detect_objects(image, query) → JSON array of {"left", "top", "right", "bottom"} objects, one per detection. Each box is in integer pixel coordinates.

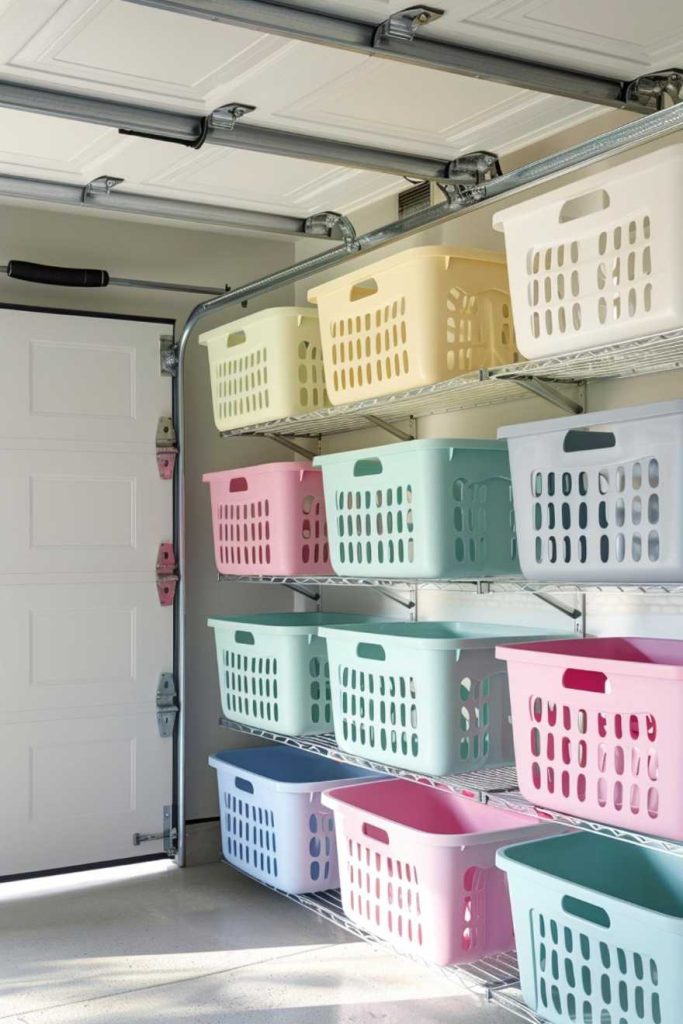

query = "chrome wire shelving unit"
[{"left": 219, "top": 327, "right": 683, "bottom": 439}]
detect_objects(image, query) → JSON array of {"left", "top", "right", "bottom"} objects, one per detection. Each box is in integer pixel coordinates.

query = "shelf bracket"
[
  {"left": 264, "top": 433, "right": 320, "bottom": 459},
  {"left": 373, "top": 5, "right": 444, "bottom": 45},
  {"left": 364, "top": 415, "right": 415, "bottom": 441},
  {"left": 374, "top": 586, "right": 416, "bottom": 612},
  {"left": 500, "top": 376, "right": 584, "bottom": 414},
  {"left": 622, "top": 69, "right": 683, "bottom": 111},
  {"left": 533, "top": 591, "right": 583, "bottom": 627},
  {"left": 284, "top": 581, "right": 321, "bottom": 602}
]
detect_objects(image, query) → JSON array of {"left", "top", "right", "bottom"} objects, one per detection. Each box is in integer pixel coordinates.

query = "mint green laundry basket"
[
  {"left": 498, "top": 832, "right": 683, "bottom": 1024},
  {"left": 209, "top": 613, "right": 380, "bottom": 736},
  {"left": 319, "top": 620, "right": 555, "bottom": 775},
  {"left": 314, "top": 439, "right": 518, "bottom": 578}
]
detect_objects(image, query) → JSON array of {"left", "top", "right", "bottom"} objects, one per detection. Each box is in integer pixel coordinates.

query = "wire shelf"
[
  {"left": 217, "top": 573, "right": 683, "bottom": 595},
  {"left": 219, "top": 717, "right": 519, "bottom": 796},
  {"left": 219, "top": 327, "right": 683, "bottom": 438}
]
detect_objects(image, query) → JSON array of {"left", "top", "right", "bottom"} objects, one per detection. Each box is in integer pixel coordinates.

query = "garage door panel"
[
  {"left": 0, "top": 583, "right": 172, "bottom": 713},
  {"left": 0, "top": 309, "right": 170, "bottom": 442},
  {"left": 0, "top": 450, "right": 170, "bottom": 575},
  {"left": 0, "top": 711, "right": 170, "bottom": 875}
]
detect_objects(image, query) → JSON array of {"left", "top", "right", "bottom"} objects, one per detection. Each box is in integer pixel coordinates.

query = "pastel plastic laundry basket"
[
  {"left": 209, "top": 613, "right": 380, "bottom": 736},
  {"left": 314, "top": 439, "right": 518, "bottom": 578},
  {"left": 492, "top": 145, "right": 683, "bottom": 358},
  {"left": 199, "top": 307, "right": 327, "bottom": 431},
  {"left": 497, "top": 636, "right": 683, "bottom": 840},
  {"left": 498, "top": 831, "right": 683, "bottom": 1024},
  {"left": 210, "top": 746, "right": 379, "bottom": 894},
  {"left": 307, "top": 246, "right": 517, "bottom": 404},
  {"left": 319, "top": 620, "right": 558, "bottom": 775},
  {"left": 500, "top": 399, "right": 683, "bottom": 582},
  {"left": 322, "top": 778, "right": 556, "bottom": 965},
  {"left": 203, "top": 461, "right": 331, "bottom": 575}
]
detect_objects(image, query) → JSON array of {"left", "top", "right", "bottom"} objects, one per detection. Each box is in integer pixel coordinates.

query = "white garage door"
[{"left": 0, "top": 306, "right": 175, "bottom": 877}]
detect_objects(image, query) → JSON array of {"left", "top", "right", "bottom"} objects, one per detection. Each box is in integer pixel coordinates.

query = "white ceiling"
[{"left": 0, "top": 0, "right": 680, "bottom": 220}]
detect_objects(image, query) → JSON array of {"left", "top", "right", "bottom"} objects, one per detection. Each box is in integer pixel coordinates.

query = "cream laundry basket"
[
  {"left": 199, "top": 306, "right": 327, "bottom": 431},
  {"left": 307, "top": 246, "right": 516, "bottom": 404}
]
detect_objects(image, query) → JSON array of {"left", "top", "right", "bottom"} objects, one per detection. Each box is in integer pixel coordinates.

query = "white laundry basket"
[
  {"left": 199, "top": 307, "right": 327, "bottom": 431},
  {"left": 493, "top": 145, "right": 683, "bottom": 357},
  {"left": 499, "top": 399, "right": 683, "bottom": 582}
]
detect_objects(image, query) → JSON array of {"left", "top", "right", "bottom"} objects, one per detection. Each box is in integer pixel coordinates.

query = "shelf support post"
[
  {"left": 364, "top": 415, "right": 416, "bottom": 441},
  {"left": 263, "top": 432, "right": 321, "bottom": 458},
  {"left": 496, "top": 376, "right": 584, "bottom": 414}
]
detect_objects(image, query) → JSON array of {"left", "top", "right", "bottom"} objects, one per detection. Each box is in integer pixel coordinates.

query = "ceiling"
[{"left": 0, "top": 0, "right": 681, "bottom": 222}]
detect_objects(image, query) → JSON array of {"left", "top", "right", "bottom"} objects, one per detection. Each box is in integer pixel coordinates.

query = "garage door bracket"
[
  {"left": 438, "top": 151, "right": 502, "bottom": 203},
  {"left": 623, "top": 70, "right": 683, "bottom": 111},
  {"left": 82, "top": 175, "right": 124, "bottom": 203},
  {"left": 157, "top": 673, "right": 179, "bottom": 737},
  {"left": 374, "top": 5, "right": 444, "bottom": 45},
  {"left": 156, "top": 416, "right": 178, "bottom": 479},
  {"left": 303, "top": 211, "right": 359, "bottom": 249},
  {"left": 160, "top": 334, "right": 178, "bottom": 376},
  {"left": 133, "top": 805, "right": 178, "bottom": 854},
  {"left": 156, "top": 543, "right": 178, "bottom": 605}
]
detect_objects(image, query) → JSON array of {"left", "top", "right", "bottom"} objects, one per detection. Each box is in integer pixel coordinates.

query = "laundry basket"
[
  {"left": 209, "top": 613, "right": 380, "bottom": 736},
  {"left": 497, "top": 636, "right": 683, "bottom": 839},
  {"left": 319, "top": 620, "right": 557, "bottom": 774},
  {"left": 322, "top": 778, "right": 556, "bottom": 964},
  {"left": 499, "top": 399, "right": 683, "bottom": 582},
  {"left": 199, "top": 307, "right": 327, "bottom": 431},
  {"left": 210, "top": 746, "right": 379, "bottom": 894},
  {"left": 203, "top": 461, "right": 331, "bottom": 575},
  {"left": 307, "top": 246, "right": 516, "bottom": 404},
  {"left": 492, "top": 145, "right": 683, "bottom": 358},
  {"left": 498, "top": 831, "right": 683, "bottom": 1024},
  {"left": 314, "top": 439, "right": 518, "bottom": 578}
]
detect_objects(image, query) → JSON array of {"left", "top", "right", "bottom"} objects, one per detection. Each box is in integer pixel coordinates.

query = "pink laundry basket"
[
  {"left": 322, "top": 778, "right": 556, "bottom": 965},
  {"left": 203, "top": 462, "right": 332, "bottom": 576},
  {"left": 497, "top": 636, "right": 683, "bottom": 840}
]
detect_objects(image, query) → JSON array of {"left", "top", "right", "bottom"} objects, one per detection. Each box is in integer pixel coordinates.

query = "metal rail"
[
  {"left": 125, "top": 0, "right": 681, "bottom": 113},
  {"left": 174, "top": 102, "right": 683, "bottom": 865},
  {"left": 0, "top": 79, "right": 471, "bottom": 184}
]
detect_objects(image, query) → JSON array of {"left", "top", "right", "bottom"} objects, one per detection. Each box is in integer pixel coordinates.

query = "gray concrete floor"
[{"left": 0, "top": 861, "right": 517, "bottom": 1024}]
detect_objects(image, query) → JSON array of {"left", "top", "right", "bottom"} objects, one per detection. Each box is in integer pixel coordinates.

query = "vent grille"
[{"left": 398, "top": 180, "right": 433, "bottom": 219}]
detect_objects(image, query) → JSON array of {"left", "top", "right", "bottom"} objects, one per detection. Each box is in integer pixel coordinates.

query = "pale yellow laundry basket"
[
  {"left": 307, "top": 246, "right": 516, "bottom": 404},
  {"left": 199, "top": 307, "right": 327, "bottom": 431}
]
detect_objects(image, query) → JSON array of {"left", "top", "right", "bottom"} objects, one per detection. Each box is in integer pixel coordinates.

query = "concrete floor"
[{"left": 0, "top": 861, "right": 518, "bottom": 1024}]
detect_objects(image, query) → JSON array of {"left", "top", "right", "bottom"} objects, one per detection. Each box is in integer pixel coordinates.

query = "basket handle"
[
  {"left": 353, "top": 457, "right": 383, "bottom": 477},
  {"left": 228, "top": 476, "right": 248, "bottom": 493},
  {"left": 356, "top": 642, "right": 386, "bottom": 661},
  {"left": 226, "top": 329, "right": 247, "bottom": 348},
  {"left": 362, "top": 822, "right": 389, "bottom": 844},
  {"left": 561, "top": 894, "right": 611, "bottom": 929},
  {"left": 234, "top": 630, "right": 255, "bottom": 646},
  {"left": 558, "top": 187, "right": 610, "bottom": 224},
  {"left": 562, "top": 428, "right": 616, "bottom": 453},
  {"left": 349, "top": 277, "right": 379, "bottom": 302},
  {"left": 562, "top": 668, "right": 609, "bottom": 694},
  {"left": 235, "top": 776, "right": 254, "bottom": 794}
]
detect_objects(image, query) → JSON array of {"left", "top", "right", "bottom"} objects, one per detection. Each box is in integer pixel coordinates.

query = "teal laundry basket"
[
  {"left": 209, "top": 613, "right": 380, "bottom": 736},
  {"left": 319, "top": 620, "right": 555, "bottom": 775},
  {"left": 314, "top": 439, "right": 518, "bottom": 578},
  {"left": 498, "top": 832, "right": 683, "bottom": 1024}
]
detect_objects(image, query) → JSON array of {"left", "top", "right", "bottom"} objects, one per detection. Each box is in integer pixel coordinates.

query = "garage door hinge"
[
  {"left": 156, "top": 542, "right": 178, "bottom": 606},
  {"left": 133, "top": 805, "right": 177, "bottom": 855},
  {"left": 156, "top": 672, "right": 179, "bottom": 738},
  {"left": 156, "top": 416, "right": 177, "bottom": 479},
  {"left": 160, "top": 334, "right": 178, "bottom": 376},
  {"left": 373, "top": 5, "right": 443, "bottom": 45}
]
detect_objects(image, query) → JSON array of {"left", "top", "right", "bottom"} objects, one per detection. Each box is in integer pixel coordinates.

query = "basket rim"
[
  {"left": 307, "top": 244, "right": 506, "bottom": 302},
  {"left": 199, "top": 305, "right": 318, "bottom": 346},
  {"left": 498, "top": 397, "right": 683, "bottom": 440},
  {"left": 202, "top": 460, "right": 316, "bottom": 483},
  {"left": 313, "top": 437, "right": 507, "bottom": 467}
]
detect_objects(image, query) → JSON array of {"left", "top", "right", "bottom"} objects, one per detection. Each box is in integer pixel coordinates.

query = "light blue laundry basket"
[
  {"left": 319, "top": 620, "right": 559, "bottom": 776},
  {"left": 209, "top": 613, "right": 380, "bottom": 736},
  {"left": 210, "top": 746, "right": 380, "bottom": 894},
  {"left": 498, "top": 832, "right": 683, "bottom": 1024},
  {"left": 314, "top": 439, "right": 518, "bottom": 578}
]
